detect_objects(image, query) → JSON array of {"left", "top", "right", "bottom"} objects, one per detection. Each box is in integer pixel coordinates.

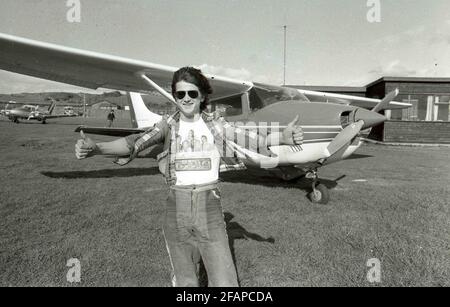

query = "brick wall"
[{"left": 383, "top": 120, "right": 450, "bottom": 144}]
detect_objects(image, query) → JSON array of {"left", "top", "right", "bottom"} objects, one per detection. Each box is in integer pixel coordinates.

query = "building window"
[
  {"left": 425, "top": 95, "right": 450, "bottom": 122},
  {"left": 437, "top": 96, "right": 450, "bottom": 122},
  {"left": 401, "top": 95, "right": 419, "bottom": 121}
]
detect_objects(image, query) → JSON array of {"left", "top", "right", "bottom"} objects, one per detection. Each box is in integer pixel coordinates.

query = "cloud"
[
  {"left": 404, "top": 25, "right": 426, "bottom": 37},
  {"left": 343, "top": 60, "right": 422, "bottom": 86},
  {"left": 428, "top": 23, "right": 450, "bottom": 45},
  {"left": 367, "top": 59, "right": 450, "bottom": 80},
  {"left": 373, "top": 25, "right": 426, "bottom": 48},
  {"left": 364, "top": 21, "right": 450, "bottom": 81},
  {"left": 369, "top": 60, "right": 419, "bottom": 77},
  {"left": 371, "top": 22, "right": 450, "bottom": 51}
]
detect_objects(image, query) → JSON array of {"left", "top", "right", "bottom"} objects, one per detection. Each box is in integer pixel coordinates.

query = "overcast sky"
[{"left": 0, "top": 0, "right": 449, "bottom": 93}]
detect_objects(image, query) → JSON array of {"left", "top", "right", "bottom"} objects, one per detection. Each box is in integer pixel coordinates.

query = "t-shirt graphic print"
[{"left": 174, "top": 118, "right": 221, "bottom": 186}]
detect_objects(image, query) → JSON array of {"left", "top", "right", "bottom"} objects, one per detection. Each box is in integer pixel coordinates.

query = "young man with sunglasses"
[{"left": 75, "top": 66, "right": 303, "bottom": 287}]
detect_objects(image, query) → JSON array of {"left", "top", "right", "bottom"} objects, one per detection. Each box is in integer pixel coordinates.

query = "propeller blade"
[
  {"left": 325, "top": 120, "right": 364, "bottom": 157},
  {"left": 372, "top": 88, "right": 399, "bottom": 113}
]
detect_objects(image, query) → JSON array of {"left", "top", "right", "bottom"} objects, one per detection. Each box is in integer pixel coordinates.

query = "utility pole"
[
  {"left": 83, "top": 93, "right": 86, "bottom": 118},
  {"left": 283, "top": 25, "right": 287, "bottom": 86}
]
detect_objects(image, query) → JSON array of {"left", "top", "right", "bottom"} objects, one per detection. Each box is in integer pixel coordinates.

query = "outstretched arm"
[
  {"left": 75, "top": 119, "right": 168, "bottom": 161},
  {"left": 75, "top": 131, "right": 132, "bottom": 159},
  {"left": 220, "top": 115, "right": 303, "bottom": 152}
]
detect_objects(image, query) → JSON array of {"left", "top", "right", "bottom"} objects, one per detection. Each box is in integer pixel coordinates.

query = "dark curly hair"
[{"left": 171, "top": 66, "right": 213, "bottom": 111}]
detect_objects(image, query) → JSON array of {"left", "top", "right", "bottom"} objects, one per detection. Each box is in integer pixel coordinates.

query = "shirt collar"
[{"left": 169, "top": 110, "right": 216, "bottom": 124}]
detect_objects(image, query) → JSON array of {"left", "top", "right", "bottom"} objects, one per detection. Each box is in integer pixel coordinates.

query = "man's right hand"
[{"left": 75, "top": 130, "right": 98, "bottom": 159}]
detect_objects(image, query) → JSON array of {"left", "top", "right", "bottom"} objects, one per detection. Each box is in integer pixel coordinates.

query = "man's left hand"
[{"left": 282, "top": 115, "right": 303, "bottom": 145}]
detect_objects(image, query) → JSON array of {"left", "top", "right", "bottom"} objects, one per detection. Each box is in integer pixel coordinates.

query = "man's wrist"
[{"left": 89, "top": 142, "right": 101, "bottom": 156}]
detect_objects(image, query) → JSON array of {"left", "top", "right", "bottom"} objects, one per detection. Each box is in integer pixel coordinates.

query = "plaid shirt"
[{"left": 115, "top": 111, "right": 273, "bottom": 186}]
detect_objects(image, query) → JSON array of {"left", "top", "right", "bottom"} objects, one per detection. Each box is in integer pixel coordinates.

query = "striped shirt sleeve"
[{"left": 122, "top": 119, "right": 168, "bottom": 159}]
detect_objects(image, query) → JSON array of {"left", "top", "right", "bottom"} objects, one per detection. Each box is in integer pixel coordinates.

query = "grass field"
[{"left": 0, "top": 116, "right": 449, "bottom": 287}]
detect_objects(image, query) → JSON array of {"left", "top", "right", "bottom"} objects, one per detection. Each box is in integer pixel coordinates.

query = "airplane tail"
[
  {"left": 127, "top": 92, "right": 163, "bottom": 128},
  {"left": 47, "top": 99, "right": 57, "bottom": 114},
  {"left": 0, "top": 104, "right": 8, "bottom": 115}
]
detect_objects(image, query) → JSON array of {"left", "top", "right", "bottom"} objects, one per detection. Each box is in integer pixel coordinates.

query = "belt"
[{"left": 170, "top": 181, "right": 218, "bottom": 192}]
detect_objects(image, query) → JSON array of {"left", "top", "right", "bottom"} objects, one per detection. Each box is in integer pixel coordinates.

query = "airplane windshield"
[
  {"left": 210, "top": 85, "right": 310, "bottom": 117},
  {"left": 249, "top": 85, "right": 310, "bottom": 111}
]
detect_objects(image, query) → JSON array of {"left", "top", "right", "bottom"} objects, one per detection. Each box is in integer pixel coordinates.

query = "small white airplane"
[
  {"left": 0, "top": 32, "right": 411, "bottom": 204},
  {"left": 1, "top": 98, "right": 77, "bottom": 123}
]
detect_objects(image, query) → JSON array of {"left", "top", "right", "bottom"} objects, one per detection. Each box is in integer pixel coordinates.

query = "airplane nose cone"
[{"left": 354, "top": 108, "right": 386, "bottom": 129}]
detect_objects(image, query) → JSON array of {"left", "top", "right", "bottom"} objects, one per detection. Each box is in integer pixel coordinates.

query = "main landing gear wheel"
[{"left": 306, "top": 169, "right": 330, "bottom": 205}]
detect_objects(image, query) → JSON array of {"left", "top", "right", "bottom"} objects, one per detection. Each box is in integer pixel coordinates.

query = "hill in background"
[{"left": 0, "top": 91, "right": 175, "bottom": 114}]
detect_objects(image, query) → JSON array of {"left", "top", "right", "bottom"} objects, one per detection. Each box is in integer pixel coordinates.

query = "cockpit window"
[
  {"left": 249, "top": 85, "right": 309, "bottom": 111},
  {"left": 210, "top": 94, "right": 243, "bottom": 117}
]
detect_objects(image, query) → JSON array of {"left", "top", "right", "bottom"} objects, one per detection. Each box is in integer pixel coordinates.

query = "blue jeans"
[{"left": 162, "top": 183, "right": 238, "bottom": 287}]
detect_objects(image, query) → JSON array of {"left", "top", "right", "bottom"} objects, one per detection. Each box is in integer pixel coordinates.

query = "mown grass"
[{"left": 0, "top": 117, "right": 449, "bottom": 286}]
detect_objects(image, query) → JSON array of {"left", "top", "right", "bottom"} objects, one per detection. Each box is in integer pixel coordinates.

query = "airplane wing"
[
  {"left": 296, "top": 89, "right": 411, "bottom": 110},
  {"left": 0, "top": 32, "right": 411, "bottom": 116},
  {"left": 74, "top": 126, "right": 146, "bottom": 137},
  {"left": 0, "top": 33, "right": 252, "bottom": 101}
]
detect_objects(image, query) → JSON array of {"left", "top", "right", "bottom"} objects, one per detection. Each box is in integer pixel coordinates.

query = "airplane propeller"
[
  {"left": 324, "top": 120, "right": 365, "bottom": 157},
  {"left": 372, "top": 88, "right": 399, "bottom": 113},
  {"left": 323, "top": 89, "right": 397, "bottom": 158}
]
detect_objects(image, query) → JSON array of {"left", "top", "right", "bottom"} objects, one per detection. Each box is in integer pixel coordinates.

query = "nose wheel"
[{"left": 306, "top": 169, "right": 330, "bottom": 205}]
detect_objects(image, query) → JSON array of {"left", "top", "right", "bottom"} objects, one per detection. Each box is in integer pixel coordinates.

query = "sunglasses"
[{"left": 175, "top": 90, "right": 200, "bottom": 100}]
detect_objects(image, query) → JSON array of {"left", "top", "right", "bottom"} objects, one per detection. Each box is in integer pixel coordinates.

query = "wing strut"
[{"left": 138, "top": 73, "right": 177, "bottom": 106}]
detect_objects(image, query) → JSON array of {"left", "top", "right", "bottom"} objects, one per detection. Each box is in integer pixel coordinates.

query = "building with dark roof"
[{"left": 366, "top": 77, "right": 450, "bottom": 122}]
